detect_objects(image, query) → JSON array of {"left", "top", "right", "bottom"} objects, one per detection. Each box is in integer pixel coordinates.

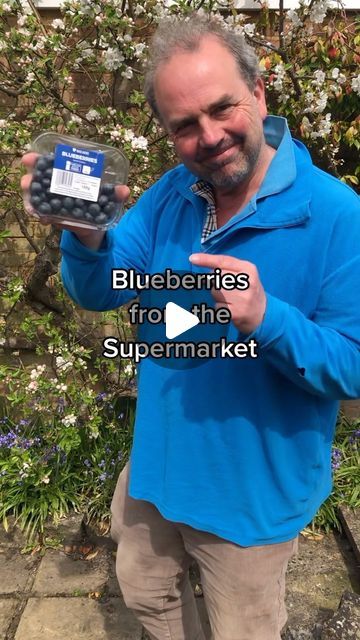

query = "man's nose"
[{"left": 198, "top": 116, "right": 224, "bottom": 148}]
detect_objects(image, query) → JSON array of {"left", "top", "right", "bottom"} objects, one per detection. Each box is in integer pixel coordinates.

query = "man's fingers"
[
  {"left": 115, "top": 184, "right": 130, "bottom": 203},
  {"left": 21, "top": 174, "right": 33, "bottom": 191},
  {"left": 21, "top": 152, "right": 39, "bottom": 169},
  {"left": 189, "top": 252, "right": 250, "bottom": 272}
]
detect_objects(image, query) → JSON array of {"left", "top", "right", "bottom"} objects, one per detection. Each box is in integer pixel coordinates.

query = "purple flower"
[
  {"left": 0, "top": 432, "right": 17, "bottom": 448},
  {"left": 99, "top": 473, "right": 107, "bottom": 482},
  {"left": 84, "top": 459, "right": 91, "bottom": 468},
  {"left": 331, "top": 447, "right": 342, "bottom": 470}
]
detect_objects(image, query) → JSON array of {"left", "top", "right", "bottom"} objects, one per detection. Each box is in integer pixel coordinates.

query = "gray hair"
[{"left": 143, "top": 13, "right": 261, "bottom": 126}]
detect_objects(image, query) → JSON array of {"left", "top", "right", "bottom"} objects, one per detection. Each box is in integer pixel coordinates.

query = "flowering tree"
[{"left": 0, "top": 0, "right": 359, "bottom": 541}]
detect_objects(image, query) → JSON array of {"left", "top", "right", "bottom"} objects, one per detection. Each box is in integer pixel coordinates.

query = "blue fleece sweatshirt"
[{"left": 60, "top": 116, "right": 360, "bottom": 545}]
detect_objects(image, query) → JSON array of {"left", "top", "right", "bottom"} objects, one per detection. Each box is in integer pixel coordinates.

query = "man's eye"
[
  {"left": 177, "top": 122, "right": 193, "bottom": 133},
  {"left": 216, "top": 104, "right": 232, "bottom": 114}
]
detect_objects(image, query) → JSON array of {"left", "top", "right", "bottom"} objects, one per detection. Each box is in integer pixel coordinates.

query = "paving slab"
[
  {"left": 0, "top": 519, "right": 27, "bottom": 549},
  {"left": 285, "top": 531, "right": 360, "bottom": 636},
  {"left": 0, "top": 599, "right": 18, "bottom": 638},
  {"left": 32, "top": 548, "right": 109, "bottom": 595},
  {"left": 0, "top": 547, "right": 39, "bottom": 594},
  {"left": 107, "top": 551, "right": 122, "bottom": 596},
  {"left": 14, "top": 596, "right": 142, "bottom": 640},
  {"left": 339, "top": 506, "right": 360, "bottom": 565}
]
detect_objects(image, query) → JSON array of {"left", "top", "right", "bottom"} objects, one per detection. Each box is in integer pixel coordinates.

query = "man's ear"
[{"left": 253, "top": 76, "right": 268, "bottom": 120}]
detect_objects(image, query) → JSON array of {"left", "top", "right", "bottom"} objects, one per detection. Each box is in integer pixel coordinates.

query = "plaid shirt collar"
[{"left": 190, "top": 180, "right": 217, "bottom": 244}]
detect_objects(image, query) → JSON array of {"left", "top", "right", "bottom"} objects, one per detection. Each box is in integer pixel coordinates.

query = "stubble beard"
[{"left": 198, "top": 136, "right": 263, "bottom": 191}]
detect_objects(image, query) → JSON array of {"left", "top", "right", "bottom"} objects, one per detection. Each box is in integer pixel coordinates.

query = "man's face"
[{"left": 153, "top": 35, "right": 268, "bottom": 193}]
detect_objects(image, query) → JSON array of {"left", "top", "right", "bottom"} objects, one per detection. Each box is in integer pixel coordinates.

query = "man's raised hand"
[{"left": 189, "top": 253, "right": 266, "bottom": 335}]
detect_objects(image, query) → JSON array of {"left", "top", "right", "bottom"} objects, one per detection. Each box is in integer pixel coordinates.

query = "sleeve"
[
  {"left": 247, "top": 201, "right": 360, "bottom": 400},
  {"left": 60, "top": 186, "right": 154, "bottom": 311}
]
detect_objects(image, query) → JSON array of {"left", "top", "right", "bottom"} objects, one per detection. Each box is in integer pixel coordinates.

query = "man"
[{"left": 22, "top": 14, "right": 360, "bottom": 640}]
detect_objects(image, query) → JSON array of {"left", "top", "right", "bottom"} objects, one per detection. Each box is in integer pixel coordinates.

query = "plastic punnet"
[{"left": 28, "top": 132, "right": 129, "bottom": 230}]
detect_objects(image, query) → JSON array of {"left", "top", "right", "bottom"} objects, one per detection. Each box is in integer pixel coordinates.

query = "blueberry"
[
  {"left": 50, "top": 198, "right": 62, "bottom": 211},
  {"left": 100, "top": 183, "right": 115, "bottom": 198},
  {"left": 42, "top": 177, "right": 51, "bottom": 188},
  {"left": 104, "top": 202, "right": 116, "bottom": 216},
  {"left": 85, "top": 212, "right": 93, "bottom": 222},
  {"left": 63, "top": 197, "right": 74, "bottom": 210},
  {"left": 88, "top": 203, "right": 101, "bottom": 216},
  {"left": 38, "top": 202, "right": 52, "bottom": 216},
  {"left": 30, "top": 181, "right": 42, "bottom": 194},
  {"left": 44, "top": 153, "right": 55, "bottom": 165},
  {"left": 74, "top": 198, "right": 85, "bottom": 208},
  {"left": 33, "top": 170, "right": 43, "bottom": 181},
  {"left": 72, "top": 207, "right": 84, "bottom": 218},
  {"left": 59, "top": 208, "right": 69, "bottom": 216},
  {"left": 95, "top": 213, "right": 107, "bottom": 225},
  {"left": 30, "top": 195, "right": 42, "bottom": 208},
  {"left": 35, "top": 157, "right": 48, "bottom": 172},
  {"left": 98, "top": 195, "right": 108, "bottom": 208},
  {"left": 44, "top": 167, "right": 53, "bottom": 179}
]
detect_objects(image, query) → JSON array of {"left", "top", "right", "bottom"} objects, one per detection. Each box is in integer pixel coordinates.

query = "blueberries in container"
[
  {"left": 29, "top": 153, "right": 123, "bottom": 228},
  {"left": 28, "top": 133, "right": 129, "bottom": 229}
]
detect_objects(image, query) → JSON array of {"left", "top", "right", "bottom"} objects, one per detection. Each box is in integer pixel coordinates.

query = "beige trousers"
[{"left": 110, "top": 462, "right": 298, "bottom": 640}]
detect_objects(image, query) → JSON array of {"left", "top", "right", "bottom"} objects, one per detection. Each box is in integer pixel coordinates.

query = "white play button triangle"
[{"left": 165, "top": 302, "right": 200, "bottom": 339}]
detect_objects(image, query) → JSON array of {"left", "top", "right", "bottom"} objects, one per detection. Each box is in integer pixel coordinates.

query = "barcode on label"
[{"left": 54, "top": 170, "right": 74, "bottom": 187}]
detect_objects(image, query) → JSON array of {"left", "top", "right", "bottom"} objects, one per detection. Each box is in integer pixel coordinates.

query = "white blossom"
[
  {"left": 121, "top": 67, "right": 133, "bottom": 80},
  {"left": 17, "top": 15, "right": 27, "bottom": 27},
  {"left": 103, "top": 47, "right": 124, "bottom": 71},
  {"left": 86, "top": 109, "right": 100, "bottom": 121},
  {"left": 62, "top": 414, "right": 77, "bottom": 427},
  {"left": 110, "top": 129, "right": 121, "bottom": 140},
  {"left": 0, "top": 119, "right": 7, "bottom": 128},
  {"left": 30, "top": 364, "right": 46, "bottom": 380},
  {"left": 309, "top": 0, "right": 330, "bottom": 24},
  {"left": 312, "top": 69, "right": 326, "bottom": 87},
  {"left": 314, "top": 90, "right": 328, "bottom": 113},
  {"left": 26, "top": 72, "right": 35, "bottom": 83},
  {"left": 77, "top": 357, "right": 87, "bottom": 369},
  {"left": 52, "top": 18, "right": 65, "bottom": 30},
  {"left": 28, "top": 380, "right": 39, "bottom": 392},
  {"left": 56, "top": 383, "right": 67, "bottom": 392},
  {"left": 56, "top": 355, "right": 73, "bottom": 372},
  {"left": 42, "top": 476, "right": 50, "bottom": 484},
  {"left": 287, "top": 9, "right": 301, "bottom": 27},
  {"left": 311, "top": 113, "right": 332, "bottom": 138},
  {"left": 243, "top": 23, "right": 255, "bottom": 37},
  {"left": 273, "top": 63, "right": 286, "bottom": 91},
  {"left": 351, "top": 74, "right": 360, "bottom": 96},
  {"left": 131, "top": 136, "right": 148, "bottom": 151},
  {"left": 134, "top": 42, "right": 146, "bottom": 58},
  {"left": 123, "top": 128, "right": 135, "bottom": 142}
]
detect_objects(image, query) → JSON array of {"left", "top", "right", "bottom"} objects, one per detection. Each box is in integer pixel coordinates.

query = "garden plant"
[{"left": 0, "top": 0, "right": 359, "bottom": 544}]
